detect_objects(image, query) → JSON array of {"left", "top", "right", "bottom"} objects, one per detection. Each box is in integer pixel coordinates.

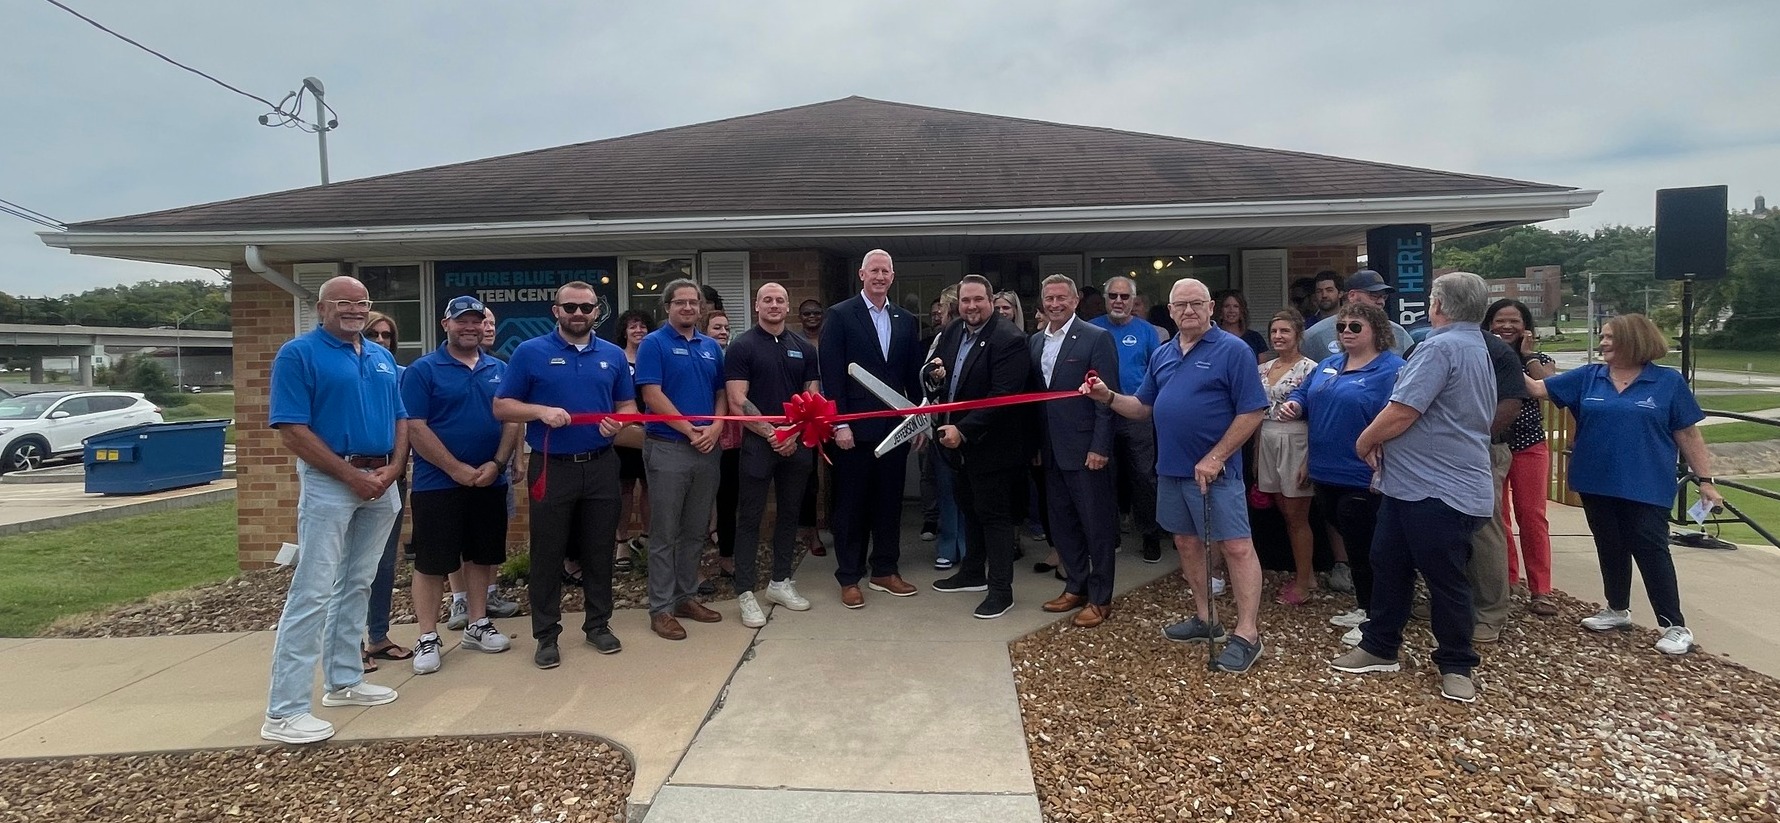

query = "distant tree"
[
  {"left": 1, "top": 279, "right": 228, "bottom": 330},
  {"left": 110, "top": 354, "right": 179, "bottom": 405}
]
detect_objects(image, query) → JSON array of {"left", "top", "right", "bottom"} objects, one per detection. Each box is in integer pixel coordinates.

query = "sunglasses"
[
  {"left": 800, "top": 310, "right": 823, "bottom": 317},
  {"left": 365, "top": 330, "right": 394, "bottom": 340},
  {"left": 1105, "top": 293, "right": 1133, "bottom": 300},
  {"left": 556, "top": 303, "right": 599, "bottom": 315},
  {"left": 1337, "top": 321, "right": 1368, "bottom": 334}
]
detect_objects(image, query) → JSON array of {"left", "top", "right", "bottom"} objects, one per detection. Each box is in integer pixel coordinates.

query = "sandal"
[
  {"left": 1275, "top": 582, "right": 1309, "bottom": 607},
  {"left": 561, "top": 568, "right": 586, "bottom": 588},
  {"left": 361, "top": 648, "right": 379, "bottom": 674},
  {"left": 366, "top": 642, "right": 414, "bottom": 661}
]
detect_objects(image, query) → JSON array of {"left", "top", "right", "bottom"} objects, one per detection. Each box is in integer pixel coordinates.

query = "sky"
[{"left": 1, "top": 0, "right": 1775, "bottom": 296}]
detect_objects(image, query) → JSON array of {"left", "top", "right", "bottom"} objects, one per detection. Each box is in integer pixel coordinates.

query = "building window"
[
  {"left": 625, "top": 257, "right": 695, "bottom": 321},
  {"left": 357, "top": 264, "right": 423, "bottom": 365},
  {"left": 1089, "top": 255, "right": 1231, "bottom": 322}
]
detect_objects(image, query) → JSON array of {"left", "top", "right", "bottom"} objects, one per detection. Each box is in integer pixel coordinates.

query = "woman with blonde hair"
[{"left": 1526, "top": 313, "right": 1721, "bottom": 655}]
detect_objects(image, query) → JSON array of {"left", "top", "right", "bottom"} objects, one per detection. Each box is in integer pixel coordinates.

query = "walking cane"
[{"left": 1203, "top": 468, "right": 1219, "bottom": 673}]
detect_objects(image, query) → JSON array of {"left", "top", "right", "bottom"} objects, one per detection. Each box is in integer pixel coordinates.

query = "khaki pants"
[{"left": 1468, "top": 443, "right": 1515, "bottom": 629}]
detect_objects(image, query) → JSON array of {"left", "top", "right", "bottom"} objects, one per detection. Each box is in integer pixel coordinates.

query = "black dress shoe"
[
  {"left": 585, "top": 627, "right": 622, "bottom": 655},
  {"left": 973, "top": 594, "right": 1015, "bottom": 619},
  {"left": 534, "top": 640, "right": 561, "bottom": 669}
]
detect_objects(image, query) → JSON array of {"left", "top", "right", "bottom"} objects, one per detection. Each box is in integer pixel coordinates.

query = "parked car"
[{"left": 0, "top": 391, "right": 163, "bottom": 473}]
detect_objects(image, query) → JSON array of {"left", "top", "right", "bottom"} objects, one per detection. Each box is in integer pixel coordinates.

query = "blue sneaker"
[
  {"left": 1215, "top": 635, "right": 1264, "bottom": 673},
  {"left": 1162, "top": 615, "right": 1227, "bottom": 644}
]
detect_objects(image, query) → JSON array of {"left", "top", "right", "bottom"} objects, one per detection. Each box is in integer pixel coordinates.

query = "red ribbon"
[{"left": 529, "top": 377, "right": 1095, "bottom": 501}]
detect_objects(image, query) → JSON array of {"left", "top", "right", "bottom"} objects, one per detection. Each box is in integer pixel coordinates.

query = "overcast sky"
[{"left": 1, "top": 0, "right": 1774, "bottom": 296}]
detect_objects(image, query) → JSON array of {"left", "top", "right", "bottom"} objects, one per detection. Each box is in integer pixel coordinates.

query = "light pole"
[
  {"left": 174, "top": 308, "right": 210, "bottom": 390},
  {"left": 303, "top": 77, "right": 332, "bottom": 185}
]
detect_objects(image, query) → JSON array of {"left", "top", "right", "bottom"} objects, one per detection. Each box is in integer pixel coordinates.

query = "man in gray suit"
[{"left": 1030, "top": 275, "right": 1121, "bottom": 628}]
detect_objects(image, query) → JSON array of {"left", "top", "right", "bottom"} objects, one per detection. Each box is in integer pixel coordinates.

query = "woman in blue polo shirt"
[
  {"left": 1527, "top": 313, "right": 1723, "bottom": 656},
  {"left": 1278, "top": 303, "right": 1405, "bottom": 645}
]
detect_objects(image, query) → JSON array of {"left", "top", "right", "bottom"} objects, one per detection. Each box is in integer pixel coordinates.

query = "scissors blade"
[
  {"left": 874, "top": 399, "right": 933, "bottom": 458},
  {"left": 847, "top": 362, "right": 915, "bottom": 410}
]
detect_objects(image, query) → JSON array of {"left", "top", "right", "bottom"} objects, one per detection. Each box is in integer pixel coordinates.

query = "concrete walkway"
[
  {"left": 2, "top": 504, "right": 1778, "bottom": 822},
  {"left": 0, "top": 478, "right": 233, "bottom": 536}
]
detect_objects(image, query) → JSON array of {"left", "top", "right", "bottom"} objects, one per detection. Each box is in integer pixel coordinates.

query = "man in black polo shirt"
[{"left": 724, "top": 283, "right": 821, "bottom": 628}]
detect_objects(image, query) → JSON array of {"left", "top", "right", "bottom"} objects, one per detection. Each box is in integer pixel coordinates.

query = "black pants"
[
  {"left": 1364, "top": 496, "right": 1484, "bottom": 676},
  {"left": 830, "top": 437, "right": 910, "bottom": 586},
  {"left": 1313, "top": 482, "right": 1381, "bottom": 611},
  {"left": 734, "top": 437, "right": 812, "bottom": 592},
  {"left": 715, "top": 446, "right": 739, "bottom": 558},
  {"left": 526, "top": 452, "right": 619, "bottom": 642},
  {"left": 799, "top": 449, "right": 821, "bottom": 528},
  {"left": 955, "top": 461, "right": 1023, "bottom": 597},
  {"left": 1580, "top": 493, "right": 1685, "bottom": 627},
  {"left": 1047, "top": 460, "right": 1117, "bottom": 604},
  {"left": 1112, "top": 416, "right": 1164, "bottom": 544}
]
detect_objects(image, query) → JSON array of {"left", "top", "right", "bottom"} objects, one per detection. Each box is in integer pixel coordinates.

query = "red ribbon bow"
[{"left": 779, "top": 391, "right": 836, "bottom": 449}]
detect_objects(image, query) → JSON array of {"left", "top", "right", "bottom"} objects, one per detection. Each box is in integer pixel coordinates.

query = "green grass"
[
  {"left": 0, "top": 502, "right": 238, "bottom": 636},
  {"left": 1697, "top": 394, "right": 1780, "bottom": 414},
  {"left": 160, "top": 391, "right": 234, "bottom": 421},
  {"left": 1660, "top": 349, "right": 1780, "bottom": 375},
  {"left": 1701, "top": 478, "right": 1780, "bottom": 548},
  {"left": 1701, "top": 422, "right": 1780, "bottom": 444}
]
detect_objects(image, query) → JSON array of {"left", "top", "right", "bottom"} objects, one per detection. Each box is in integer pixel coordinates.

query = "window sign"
[{"left": 434, "top": 257, "right": 618, "bottom": 358}]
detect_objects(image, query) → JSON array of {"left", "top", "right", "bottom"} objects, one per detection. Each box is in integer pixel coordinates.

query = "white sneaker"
[
  {"left": 764, "top": 579, "right": 811, "bottom": 611},
  {"left": 462, "top": 619, "right": 510, "bottom": 653},
  {"left": 738, "top": 592, "right": 767, "bottom": 628},
  {"left": 1330, "top": 608, "right": 1367, "bottom": 628},
  {"left": 321, "top": 681, "right": 398, "bottom": 708},
  {"left": 412, "top": 633, "right": 442, "bottom": 675},
  {"left": 1210, "top": 576, "right": 1227, "bottom": 596},
  {"left": 1655, "top": 625, "right": 1695, "bottom": 655},
  {"left": 1327, "top": 562, "right": 1355, "bottom": 594},
  {"left": 445, "top": 597, "right": 470, "bottom": 631},
  {"left": 1341, "top": 626, "right": 1363, "bottom": 647},
  {"left": 261, "top": 712, "right": 334, "bottom": 744},
  {"left": 1580, "top": 608, "right": 1633, "bottom": 632}
]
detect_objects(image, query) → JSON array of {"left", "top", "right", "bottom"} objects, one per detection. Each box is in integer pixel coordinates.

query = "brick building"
[
  {"left": 1478, "top": 265, "right": 1565, "bottom": 324},
  {"left": 42, "top": 97, "right": 1596, "bottom": 568}
]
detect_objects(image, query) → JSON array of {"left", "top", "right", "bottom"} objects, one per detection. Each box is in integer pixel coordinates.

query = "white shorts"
[{"left": 1255, "top": 421, "right": 1313, "bottom": 498}]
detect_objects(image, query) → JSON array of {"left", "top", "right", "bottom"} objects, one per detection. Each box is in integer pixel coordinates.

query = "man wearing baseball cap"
[
  {"left": 402, "top": 295, "right": 524, "bottom": 674},
  {"left": 1299, "top": 270, "right": 1415, "bottom": 360}
]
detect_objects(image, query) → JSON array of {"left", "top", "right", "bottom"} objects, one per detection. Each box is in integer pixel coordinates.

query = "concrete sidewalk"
[
  {"left": 2, "top": 503, "right": 1778, "bottom": 822},
  {"left": 0, "top": 478, "right": 233, "bottom": 536}
]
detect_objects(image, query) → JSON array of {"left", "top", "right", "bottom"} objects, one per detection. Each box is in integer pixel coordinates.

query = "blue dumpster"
[{"left": 84, "top": 419, "right": 230, "bottom": 495}]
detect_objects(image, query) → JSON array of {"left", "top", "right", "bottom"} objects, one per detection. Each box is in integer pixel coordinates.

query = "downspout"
[{"left": 244, "top": 245, "right": 314, "bottom": 300}]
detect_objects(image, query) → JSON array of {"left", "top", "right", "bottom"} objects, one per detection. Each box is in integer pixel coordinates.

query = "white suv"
[{"left": 0, "top": 391, "right": 163, "bottom": 473}]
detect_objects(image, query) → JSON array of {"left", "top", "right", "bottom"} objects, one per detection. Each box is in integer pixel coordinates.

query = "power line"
[
  {"left": 0, "top": 197, "right": 64, "bottom": 231},
  {"left": 40, "top": 0, "right": 285, "bottom": 112}
]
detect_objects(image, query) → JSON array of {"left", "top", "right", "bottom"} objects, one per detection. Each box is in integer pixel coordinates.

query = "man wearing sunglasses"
[
  {"left": 495, "top": 282, "right": 636, "bottom": 668},
  {"left": 1299, "top": 270, "right": 1413, "bottom": 360},
  {"left": 262, "top": 276, "right": 408, "bottom": 744},
  {"left": 1089, "top": 275, "right": 1166, "bottom": 562}
]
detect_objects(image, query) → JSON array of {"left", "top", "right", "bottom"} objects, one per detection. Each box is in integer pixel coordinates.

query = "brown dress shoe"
[
  {"left": 1072, "top": 603, "right": 1110, "bottom": 628},
  {"left": 867, "top": 574, "right": 917, "bottom": 596},
  {"left": 652, "top": 612, "right": 687, "bottom": 640},
  {"left": 673, "top": 600, "right": 723, "bottom": 623},
  {"left": 840, "top": 585, "right": 865, "bottom": 609},
  {"left": 1042, "top": 592, "right": 1086, "bottom": 613}
]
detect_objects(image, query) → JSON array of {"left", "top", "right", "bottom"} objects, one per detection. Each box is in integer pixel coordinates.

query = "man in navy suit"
[
  {"left": 1029, "top": 275, "right": 1121, "bottom": 628},
  {"left": 819, "top": 249, "right": 924, "bottom": 609},
  {"left": 927, "top": 275, "right": 1038, "bottom": 619}
]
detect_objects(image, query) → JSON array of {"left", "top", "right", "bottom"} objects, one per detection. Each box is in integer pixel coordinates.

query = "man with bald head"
[
  {"left": 262, "top": 276, "right": 409, "bottom": 744},
  {"left": 820, "top": 249, "right": 924, "bottom": 608},
  {"left": 1084, "top": 278, "right": 1269, "bottom": 673}
]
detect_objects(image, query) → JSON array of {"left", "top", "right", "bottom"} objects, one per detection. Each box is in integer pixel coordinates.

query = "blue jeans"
[
  {"left": 267, "top": 462, "right": 401, "bottom": 719},
  {"left": 933, "top": 446, "right": 963, "bottom": 563}
]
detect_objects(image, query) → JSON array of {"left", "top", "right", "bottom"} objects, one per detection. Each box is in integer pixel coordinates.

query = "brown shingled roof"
[{"left": 71, "top": 96, "right": 1570, "bottom": 233}]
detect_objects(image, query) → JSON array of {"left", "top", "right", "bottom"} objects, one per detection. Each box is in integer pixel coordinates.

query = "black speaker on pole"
[{"left": 1655, "top": 185, "right": 1728, "bottom": 281}]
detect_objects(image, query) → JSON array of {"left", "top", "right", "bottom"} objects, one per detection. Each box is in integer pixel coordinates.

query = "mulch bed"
[
  {"left": 1010, "top": 573, "right": 1780, "bottom": 822},
  {"left": 0, "top": 734, "right": 629, "bottom": 823}
]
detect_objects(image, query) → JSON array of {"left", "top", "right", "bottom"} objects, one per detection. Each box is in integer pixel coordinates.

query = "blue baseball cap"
[
  {"left": 443, "top": 295, "right": 487, "bottom": 319},
  {"left": 1343, "top": 270, "right": 1395, "bottom": 294}
]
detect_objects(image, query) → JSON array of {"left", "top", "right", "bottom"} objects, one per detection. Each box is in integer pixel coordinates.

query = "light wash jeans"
[{"left": 267, "top": 462, "right": 401, "bottom": 719}]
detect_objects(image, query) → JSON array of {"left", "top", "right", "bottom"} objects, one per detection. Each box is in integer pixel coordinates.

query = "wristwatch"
[{"left": 1696, "top": 477, "right": 1716, "bottom": 484}]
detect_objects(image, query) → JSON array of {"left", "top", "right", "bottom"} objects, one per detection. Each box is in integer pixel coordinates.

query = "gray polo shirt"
[
  {"left": 1376, "top": 323, "right": 1495, "bottom": 517},
  {"left": 1301, "top": 312, "right": 1413, "bottom": 361}
]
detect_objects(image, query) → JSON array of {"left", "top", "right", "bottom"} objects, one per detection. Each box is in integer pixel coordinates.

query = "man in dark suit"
[
  {"left": 927, "top": 274, "right": 1037, "bottom": 619},
  {"left": 1029, "top": 275, "right": 1121, "bottom": 628},
  {"left": 819, "top": 249, "right": 924, "bottom": 609}
]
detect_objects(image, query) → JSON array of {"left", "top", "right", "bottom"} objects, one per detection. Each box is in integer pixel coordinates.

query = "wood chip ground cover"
[
  {"left": 1010, "top": 574, "right": 1780, "bottom": 822},
  {"left": 0, "top": 734, "right": 630, "bottom": 823}
]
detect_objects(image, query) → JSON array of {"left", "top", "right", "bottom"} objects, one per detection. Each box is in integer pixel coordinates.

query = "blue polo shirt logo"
[
  {"left": 701, "top": 350, "right": 715, "bottom": 360},
  {"left": 1122, "top": 334, "right": 1138, "bottom": 348},
  {"left": 672, "top": 347, "right": 689, "bottom": 356},
  {"left": 375, "top": 362, "right": 392, "bottom": 374},
  {"left": 549, "top": 357, "right": 567, "bottom": 365},
  {"left": 1194, "top": 360, "right": 1211, "bottom": 369},
  {"left": 599, "top": 361, "right": 610, "bottom": 369},
  {"left": 1636, "top": 397, "right": 1658, "bottom": 409}
]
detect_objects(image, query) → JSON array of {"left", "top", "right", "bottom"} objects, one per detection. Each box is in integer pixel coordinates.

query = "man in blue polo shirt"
[
  {"left": 1084, "top": 278, "right": 1269, "bottom": 673},
  {"left": 262, "top": 276, "right": 408, "bottom": 745},
  {"left": 634, "top": 278, "right": 729, "bottom": 641},
  {"left": 494, "top": 281, "right": 636, "bottom": 668},
  {"left": 403, "top": 296, "right": 524, "bottom": 675},
  {"left": 1089, "top": 275, "right": 1167, "bottom": 562}
]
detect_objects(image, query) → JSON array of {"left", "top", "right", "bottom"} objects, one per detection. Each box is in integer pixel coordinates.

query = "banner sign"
[
  {"left": 435, "top": 257, "right": 619, "bottom": 358},
  {"left": 1367, "top": 225, "right": 1432, "bottom": 333}
]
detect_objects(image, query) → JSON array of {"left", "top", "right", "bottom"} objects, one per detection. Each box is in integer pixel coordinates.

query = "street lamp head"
[{"left": 302, "top": 77, "right": 325, "bottom": 96}]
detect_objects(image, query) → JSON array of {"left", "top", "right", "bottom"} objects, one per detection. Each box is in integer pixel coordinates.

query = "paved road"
[{"left": 1547, "top": 351, "right": 1780, "bottom": 388}]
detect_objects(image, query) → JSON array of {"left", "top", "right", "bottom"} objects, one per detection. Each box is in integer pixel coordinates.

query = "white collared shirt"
[
  {"left": 1041, "top": 315, "right": 1074, "bottom": 386},
  {"left": 862, "top": 290, "right": 891, "bottom": 360}
]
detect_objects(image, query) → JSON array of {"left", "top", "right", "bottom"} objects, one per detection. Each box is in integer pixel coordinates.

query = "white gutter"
[
  {"left": 245, "top": 244, "right": 313, "bottom": 300},
  {"left": 40, "top": 190, "right": 1600, "bottom": 253}
]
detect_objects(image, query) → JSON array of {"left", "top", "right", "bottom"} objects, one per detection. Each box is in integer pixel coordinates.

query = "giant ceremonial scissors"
[{"left": 846, "top": 362, "right": 932, "bottom": 458}]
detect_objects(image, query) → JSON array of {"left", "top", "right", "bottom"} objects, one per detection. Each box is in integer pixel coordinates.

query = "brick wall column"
[
  {"left": 1288, "top": 245, "right": 1360, "bottom": 281},
  {"left": 231, "top": 266, "right": 298, "bottom": 569}
]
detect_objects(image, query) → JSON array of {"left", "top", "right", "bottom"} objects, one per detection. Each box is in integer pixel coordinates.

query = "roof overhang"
[{"left": 40, "top": 189, "right": 1598, "bottom": 267}]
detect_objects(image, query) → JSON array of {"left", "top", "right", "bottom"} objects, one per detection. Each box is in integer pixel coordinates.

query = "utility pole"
[
  {"left": 303, "top": 77, "right": 331, "bottom": 185},
  {"left": 174, "top": 308, "right": 209, "bottom": 390},
  {"left": 1585, "top": 271, "right": 1597, "bottom": 364}
]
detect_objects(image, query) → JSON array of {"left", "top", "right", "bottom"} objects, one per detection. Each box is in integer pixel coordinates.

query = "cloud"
[{"left": 1, "top": 0, "right": 1772, "bottom": 293}]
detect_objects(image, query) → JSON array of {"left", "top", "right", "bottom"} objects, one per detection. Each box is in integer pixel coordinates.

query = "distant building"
[{"left": 1479, "top": 266, "right": 1564, "bottom": 323}]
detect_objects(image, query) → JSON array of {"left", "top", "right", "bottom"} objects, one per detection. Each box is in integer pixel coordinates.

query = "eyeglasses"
[
  {"left": 365, "top": 330, "right": 394, "bottom": 341},
  {"left": 667, "top": 298, "right": 702, "bottom": 309},
  {"left": 555, "top": 303, "right": 599, "bottom": 315},
  {"left": 1105, "top": 293, "right": 1133, "bottom": 300},
  {"left": 326, "top": 299, "right": 373, "bottom": 311},
  {"left": 1337, "top": 321, "right": 1367, "bottom": 334},
  {"left": 1169, "top": 300, "right": 1211, "bottom": 313}
]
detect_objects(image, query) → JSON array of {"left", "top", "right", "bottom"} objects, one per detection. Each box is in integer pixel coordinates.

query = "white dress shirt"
[{"left": 1040, "top": 315, "right": 1074, "bottom": 386}]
